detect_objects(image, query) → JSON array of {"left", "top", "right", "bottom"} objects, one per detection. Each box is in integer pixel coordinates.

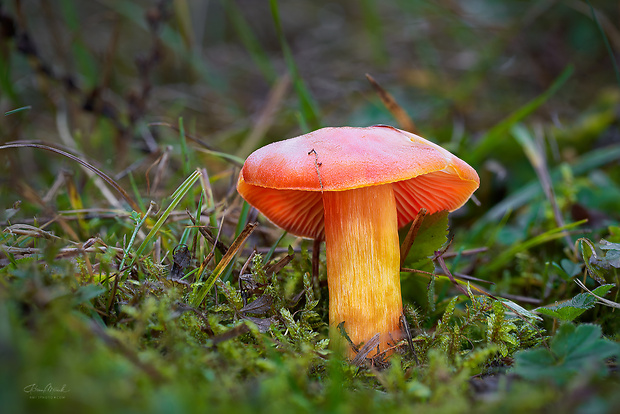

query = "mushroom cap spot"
[{"left": 237, "top": 125, "right": 480, "bottom": 239}]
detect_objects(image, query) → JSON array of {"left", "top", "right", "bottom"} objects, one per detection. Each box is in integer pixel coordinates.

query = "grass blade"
[
  {"left": 4, "top": 106, "right": 32, "bottom": 116},
  {"left": 221, "top": 0, "right": 277, "bottom": 82},
  {"left": 269, "top": 0, "right": 321, "bottom": 131},
  {"left": 483, "top": 220, "right": 587, "bottom": 273},
  {"left": 469, "top": 65, "right": 573, "bottom": 164},
  {"left": 178, "top": 117, "right": 191, "bottom": 177},
  {"left": 0, "top": 141, "right": 140, "bottom": 212},
  {"left": 264, "top": 231, "right": 288, "bottom": 264},
  {"left": 479, "top": 143, "right": 620, "bottom": 225},
  {"left": 195, "top": 147, "right": 245, "bottom": 167},
  {"left": 191, "top": 221, "right": 258, "bottom": 307},
  {"left": 235, "top": 200, "right": 251, "bottom": 239},
  {"left": 586, "top": 0, "right": 620, "bottom": 88},
  {"left": 132, "top": 169, "right": 202, "bottom": 261},
  {"left": 512, "top": 124, "right": 572, "bottom": 251}
]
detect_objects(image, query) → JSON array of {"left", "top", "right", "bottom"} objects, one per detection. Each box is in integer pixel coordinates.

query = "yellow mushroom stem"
[{"left": 323, "top": 183, "right": 403, "bottom": 358}]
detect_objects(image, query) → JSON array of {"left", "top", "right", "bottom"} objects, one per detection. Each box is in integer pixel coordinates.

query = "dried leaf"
[
  {"left": 351, "top": 333, "right": 381, "bottom": 367},
  {"left": 169, "top": 244, "right": 191, "bottom": 280},
  {"left": 240, "top": 294, "right": 272, "bottom": 315},
  {"left": 241, "top": 316, "right": 277, "bottom": 333}
]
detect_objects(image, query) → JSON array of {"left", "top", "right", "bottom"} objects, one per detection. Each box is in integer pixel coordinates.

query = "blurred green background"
[{"left": 1, "top": 1, "right": 620, "bottom": 413}]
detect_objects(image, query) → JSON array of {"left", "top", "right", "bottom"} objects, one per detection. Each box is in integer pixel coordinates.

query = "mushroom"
[{"left": 237, "top": 125, "right": 479, "bottom": 357}]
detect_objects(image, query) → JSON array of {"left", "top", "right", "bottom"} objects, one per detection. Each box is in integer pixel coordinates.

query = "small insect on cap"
[{"left": 237, "top": 125, "right": 480, "bottom": 240}]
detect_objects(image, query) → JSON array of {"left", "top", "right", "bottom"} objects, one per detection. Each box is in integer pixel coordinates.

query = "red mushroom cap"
[{"left": 237, "top": 125, "right": 479, "bottom": 239}]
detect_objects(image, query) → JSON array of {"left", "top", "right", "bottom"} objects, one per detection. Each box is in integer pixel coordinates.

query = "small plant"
[{"left": 513, "top": 323, "right": 620, "bottom": 386}]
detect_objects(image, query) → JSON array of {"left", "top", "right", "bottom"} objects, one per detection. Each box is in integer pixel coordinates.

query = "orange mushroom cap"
[{"left": 237, "top": 125, "right": 480, "bottom": 239}]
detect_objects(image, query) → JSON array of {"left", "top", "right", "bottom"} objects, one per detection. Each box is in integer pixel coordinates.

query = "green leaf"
[
  {"left": 498, "top": 298, "right": 543, "bottom": 321},
  {"left": 578, "top": 237, "right": 607, "bottom": 283},
  {"left": 535, "top": 284, "right": 614, "bottom": 321},
  {"left": 535, "top": 295, "right": 595, "bottom": 321},
  {"left": 551, "top": 258, "right": 582, "bottom": 281},
  {"left": 598, "top": 239, "right": 620, "bottom": 268},
  {"left": 513, "top": 324, "right": 620, "bottom": 386},
  {"left": 405, "top": 210, "right": 449, "bottom": 269},
  {"left": 71, "top": 284, "right": 105, "bottom": 306},
  {"left": 591, "top": 283, "right": 616, "bottom": 297}
]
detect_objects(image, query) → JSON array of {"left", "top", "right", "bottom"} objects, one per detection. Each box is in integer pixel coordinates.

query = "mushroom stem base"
[{"left": 323, "top": 184, "right": 402, "bottom": 358}]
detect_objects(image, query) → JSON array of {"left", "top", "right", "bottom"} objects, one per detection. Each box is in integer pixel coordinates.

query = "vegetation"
[{"left": 1, "top": 1, "right": 619, "bottom": 413}]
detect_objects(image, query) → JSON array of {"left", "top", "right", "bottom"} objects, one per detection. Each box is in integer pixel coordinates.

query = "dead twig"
[
  {"left": 351, "top": 333, "right": 381, "bottom": 367},
  {"left": 186, "top": 209, "right": 229, "bottom": 255},
  {"left": 366, "top": 73, "right": 418, "bottom": 134},
  {"left": 400, "top": 208, "right": 427, "bottom": 267}
]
